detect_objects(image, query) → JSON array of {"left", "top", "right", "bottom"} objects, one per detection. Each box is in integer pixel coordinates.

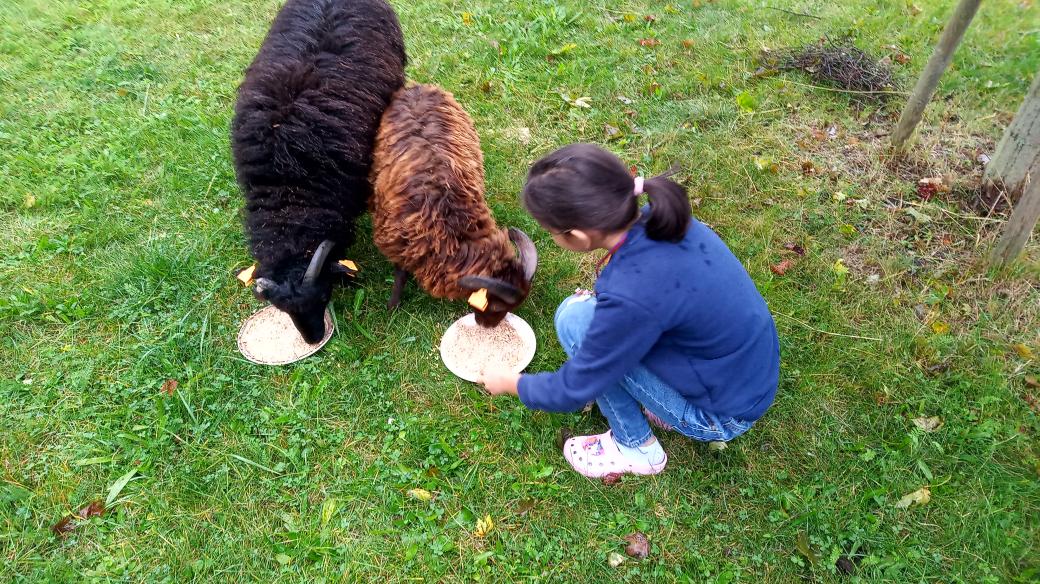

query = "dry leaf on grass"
[
  {"left": 52, "top": 500, "right": 105, "bottom": 537},
  {"left": 474, "top": 514, "right": 494, "bottom": 538},
  {"left": 894, "top": 487, "right": 931, "bottom": 509},
  {"left": 602, "top": 473, "right": 624, "bottom": 486},
  {"left": 407, "top": 488, "right": 433, "bottom": 502},
  {"left": 623, "top": 532, "right": 649, "bottom": 559},
  {"left": 770, "top": 259, "right": 795, "bottom": 275},
  {"left": 912, "top": 416, "right": 943, "bottom": 432},
  {"left": 917, "top": 177, "right": 948, "bottom": 200},
  {"left": 160, "top": 379, "right": 178, "bottom": 396},
  {"left": 1012, "top": 343, "right": 1034, "bottom": 360},
  {"left": 607, "top": 551, "right": 627, "bottom": 568},
  {"left": 638, "top": 38, "right": 662, "bottom": 47},
  {"left": 783, "top": 243, "right": 806, "bottom": 256}
]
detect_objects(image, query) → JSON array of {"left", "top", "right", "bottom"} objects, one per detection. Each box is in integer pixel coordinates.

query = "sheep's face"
[
  {"left": 473, "top": 296, "right": 521, "bottom": 328},
  {"left": 253, "top": 276, "right": 333, "bottom": 344},
  {"left": 460, "top": 228, "right": 538, "bottom": 329}
]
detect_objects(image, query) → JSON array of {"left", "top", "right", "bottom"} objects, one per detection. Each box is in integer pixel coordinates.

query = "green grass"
[{"left": 2, "top": 0, "right": 1038, "bottom": 581}]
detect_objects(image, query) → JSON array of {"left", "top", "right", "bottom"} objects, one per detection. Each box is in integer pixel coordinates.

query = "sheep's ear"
[
  {"left": 508, "top": 228, "right": 538, "bottom": 283},
  {"left": 253, "top": 277, "right": 277, "bottom": 301},
  {"left": 459, "top": 275, "right": 521, "bottom": 305}
]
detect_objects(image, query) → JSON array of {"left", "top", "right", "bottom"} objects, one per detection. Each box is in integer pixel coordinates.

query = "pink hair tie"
[{"left": 633, "top": 176, "right": 645, "bottom": 196}]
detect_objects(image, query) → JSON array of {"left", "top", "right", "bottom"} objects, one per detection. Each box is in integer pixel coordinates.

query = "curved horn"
[
  {"left": 459, "top": 275, "right": 522, "bottom": 305},
  {"left": 302, "top": 240, "right": 335, "bottom": 285},
  {"left": 507, "top": 227, "right": 538, "bottom": 283}
]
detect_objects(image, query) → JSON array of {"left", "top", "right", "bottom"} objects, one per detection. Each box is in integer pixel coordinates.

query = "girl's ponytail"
[{"left": 642, "top": 169, "right": 691, "bottom": 242}]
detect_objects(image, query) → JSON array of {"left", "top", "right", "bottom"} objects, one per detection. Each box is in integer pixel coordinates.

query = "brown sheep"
[{"left": 370, "top": 83, "right": 537, "bottom": 327}]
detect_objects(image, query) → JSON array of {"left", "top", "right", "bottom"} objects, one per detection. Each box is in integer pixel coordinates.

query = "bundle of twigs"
[{"left": 774, "top": 37, "right": 896, "bottom": 100}]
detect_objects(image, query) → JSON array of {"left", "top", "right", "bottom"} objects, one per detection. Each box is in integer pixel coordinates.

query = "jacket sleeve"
[{"left": 517, "top": 293, "right": 663, "bottom": 412}]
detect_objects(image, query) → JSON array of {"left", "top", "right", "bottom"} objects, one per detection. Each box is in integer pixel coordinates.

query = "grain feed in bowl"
[
  {"left": 238, "top": 305, "right": 334, "bottom": 365},
  {"left": 439, "top": 313, "right": 536, "bottom": 383}
]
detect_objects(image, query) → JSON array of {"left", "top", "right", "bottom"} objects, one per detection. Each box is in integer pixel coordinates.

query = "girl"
[{"left": 480, "top": 144, "right": 780, "bottom": 478}]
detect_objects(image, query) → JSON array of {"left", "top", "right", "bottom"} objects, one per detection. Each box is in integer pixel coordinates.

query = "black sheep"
[{"left": 231, "top": 0, "right": 406, "bottom": 343}]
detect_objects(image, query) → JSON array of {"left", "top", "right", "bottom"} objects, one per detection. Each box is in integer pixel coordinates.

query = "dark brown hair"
[{"left": 521, "top": 144, "right": 691, "bottom": 242}]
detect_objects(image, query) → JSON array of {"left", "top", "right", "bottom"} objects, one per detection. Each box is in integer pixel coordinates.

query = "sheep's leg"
[{"left": 388, "top": 266, "right": 409, "bottom": 309}]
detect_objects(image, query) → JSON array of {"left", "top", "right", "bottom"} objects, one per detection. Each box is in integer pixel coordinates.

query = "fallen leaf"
[
  {"left": 514, "top": 499, "right": 537, "bottom": 516},
  {"left": 275, "top": 553, "right": 291, "bottom": 566},
  {"left": 645, "top": 81, "right": 662, "bottom": 95},
  {"left": 644, "top": 14, "right": 657, "bottom": 22},
  {"left": 1025, "top": 375, "right": 1039, "bottom": 388},
  {"left": 930, "top": 321, "right": 950, "bottom": 335},
  {"left": 51, "top": 517, "right": 75, "bottom": 537},
  {"left": 912, "top": 416, "right": 943, "bottom": 432},
  {"left": 604, "top": 124, "right": 622, "bottom": 140},
  {"left": 801, "top": 160, "right": 816, "bottom": 176},
  {"left": 407, "top": 488, "right": 433, "bottom": 502},
  {"left": 78, "top": 500, "right": 104, "bottom": 520},
  {"left": 894, "top": 486, "right": 931, "bottom": 509},
  {"left": 754, "top": 157, "right": 779, "bottom": 173},
  {"left": 629, "top": 165, "right": 639, "bottom": 177},
  {"left": 913, "top": 304, "right": 929, "bottom": 322},
  {"left": 836, "top": 555, "right": 857, "bottom": 575},
  {"left": 909, "top": 4, "right": 922, "bottom": 15},
  {"left": 607, "top": 551, "right": 627, "bottom": 568},
  {"left": 916, "top": 177, "right": 947, "bottom": 200},
  {"left": 321, "top": 498, "right": 338, "bottom": 526},
  {"left": 893, "top": 53, "right": 911, "bottom": 64},
  {"left": 160, "top": 379, "right": 178, "bottom": 396},
  {"left": 735, "top": 91, "right": 757, "bottom": 112},
  {"left": 1012, "top": 343, "right": 1034, "bottom": 360},
  {"left": 617, "top": 95, "right": 633, "bottom": 105},
  {"left": 638, "top": 38, "right": 662, "bottom": 47},
  {"left": 461, "top": 11, "right": 473, "bottom": 25},
  {"left": 833, "top": 191, "right": 847, "bottom": 202},
  {"left": 681, "top": 39, "right": 695, "bottom": 49},
  {"left": 831, "top": 259, "right": 849, "bottom": 276},
  {"left": 770, "top": 259, "right": 795, "bottom": 275},
  {"left": 602, "top": 472, "right": 624, "bottom": 486},
  {"left": 708, "top": 440, "right": 728, "bottom": 451},
  {"left": 550, "top": 43, "right": 578, "bottom": 58},
  {"left": 52, "top": 500, "right": 105, "bottom": 537},
  {"left": 623, "top": 13, "right": 636, "bottom": 23},
  {"left": 474, "top": 514, "right": 494, "bottom": 538},
  {"left": 623, "top": 532, "right": 650, "bottom": 559},
  {"left": 796, "top": 531, "right": 820, "bottom": 565},
  {"left": 783, "top": 243, "right": 806, "bottom": 256},
  {"left": 24, "top": 194, "right": 36, "bottom": 208}
]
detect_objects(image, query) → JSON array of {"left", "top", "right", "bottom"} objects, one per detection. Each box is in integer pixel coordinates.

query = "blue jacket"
[{"left": 518, "top": 216, "right": 779, "bottom": 421}]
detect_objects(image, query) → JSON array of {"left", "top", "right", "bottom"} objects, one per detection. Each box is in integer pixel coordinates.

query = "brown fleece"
[{"left": 370, "top": 84, "right": 526, "bottom": 300}]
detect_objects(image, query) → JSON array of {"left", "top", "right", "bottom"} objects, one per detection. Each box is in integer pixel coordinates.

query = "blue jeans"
[{"left": 555, "top": 294, "right": 753, "bottom": 448}]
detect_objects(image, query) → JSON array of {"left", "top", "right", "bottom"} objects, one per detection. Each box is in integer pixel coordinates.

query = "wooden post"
[
  {"left": 890, "top": 0, "right": 982, "bottom": 152},
  {"left": 983, "top": 68, "right": 1040, "bottom": 201},
  {"left": 990, "top": 173, "right": 1040, "bottom": 267}
]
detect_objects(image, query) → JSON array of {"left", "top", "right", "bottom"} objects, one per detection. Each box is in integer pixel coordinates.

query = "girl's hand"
[{"left": 479, "top": 369, "right": 520, "bottom": 397}]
